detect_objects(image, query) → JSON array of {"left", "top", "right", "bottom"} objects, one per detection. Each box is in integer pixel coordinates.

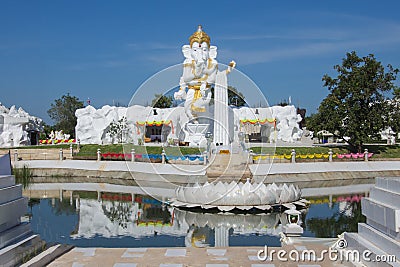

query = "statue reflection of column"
[
  {"left": 70, "top": 191, "right": 73, "bottom": 206},
  {"left": 76, "top": 195, "right": 80, "bottom": 211},
  {"left": 214, "top": 225, "right": 229, "bottom": 247},
  {"left": 59, "top": 189, "right": 63, "bottom": 201},
  {"left": 328, "top": 194, "right": 333, "bottom": 209},
  {"left": 161, "top": 197, "right": 166, "bottom": 211}
]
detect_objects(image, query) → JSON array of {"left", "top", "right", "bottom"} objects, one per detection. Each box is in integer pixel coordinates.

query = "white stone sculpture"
[
  {"left": 175, "top": 208, "right": 284, "bottom": 236},
  {"left": 171, "top": 180, "right": 304, "bottom": 212},
  {"left": 272, "top": 105, "right": 303, "bottom": 142},
  {"left": 232, "top": 105, "right": 303, "bottom": 143},
  {"left": 55, "top": 130, "right": 64, "bottom": 140},
  {"left": 74, "top": 27, "right": 305, "bottom": 145},
  {"left": 71, "top": 199, "right": 188, "bottom": 239},
  {"left": 75, "top": 105, "right": 187, "bottom": 145},
  {"left": 75, "top": 104, "right": 305, "bottom": 145},
  {"left": 49, "top": 130, "right": 55, "bottom": 140},
  {"left": 380, "top": 127, "right": 396, "bottom": 145},
  {"left": 0, "top": 103, "right": 43, "bottom": 147},
  {"left": 174, "top": 26, "right": 235, "bottom": 122}
]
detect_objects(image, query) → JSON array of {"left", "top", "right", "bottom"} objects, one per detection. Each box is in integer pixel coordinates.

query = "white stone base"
[
  {"left": 183, "top": 123, "right": 209, "bottom": 147},
  {"left": 282, "top": 225, "right": 304, "bottom": 236},
  {"left": 344, "top": 176, "right": 400, "bottom": 267},
  {"left": 0, "top": 198, "right": 27, "bottom": 233},
  {"left": 0, "top": 222, "right": 31, "bottom": 250},
  {"left": 0, "top": 234, "right": 44, "bottom": 267},
  {"left": 0, "top": 176, "right": 15, "bottom": 189},
  {"left": 0, "top": 184, "right": 22, "bottom": 206},
  {"left": 345, "top": 232, "right": 398, "bottom": 267}
]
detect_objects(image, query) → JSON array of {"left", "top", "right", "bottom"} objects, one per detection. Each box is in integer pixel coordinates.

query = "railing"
[{"left": 4, "top": 148, "right": 73, "bottom": 161}]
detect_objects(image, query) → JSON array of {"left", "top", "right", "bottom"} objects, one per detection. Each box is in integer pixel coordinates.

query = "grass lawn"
[
  {"left": 364, "top": 145, "right": 400, "bottom": 158},
  {"left": 251, "top": 146, "right": 347, "bottom": 155}
]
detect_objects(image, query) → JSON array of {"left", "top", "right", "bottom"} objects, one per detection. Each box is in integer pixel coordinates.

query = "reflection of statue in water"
[{"left": 174, "top": 25, "right": 235, "bottom": 123}]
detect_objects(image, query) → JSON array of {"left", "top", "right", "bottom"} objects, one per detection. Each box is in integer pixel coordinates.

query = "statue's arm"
[
  {"left": 205, "top": 59, "right": 217, "bottom": 84},
  {"left": 182, "top": 60, "right": 195, "bottom": 83}
]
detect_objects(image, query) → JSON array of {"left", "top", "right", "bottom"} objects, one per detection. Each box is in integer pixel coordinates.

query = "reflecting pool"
[{"left": 24, "top": 183, "right": 368, "bottom": 248}]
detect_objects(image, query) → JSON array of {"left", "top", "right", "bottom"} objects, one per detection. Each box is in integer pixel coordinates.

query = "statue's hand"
[
  {"left": 227, "top": 60, "right": 236, "bottom": 74},
  {"left": 174, "top": 90, "right": 186, "bottom": 100},
  {"left": 200, "top": 82, "right": 207, "bottom": 97}
]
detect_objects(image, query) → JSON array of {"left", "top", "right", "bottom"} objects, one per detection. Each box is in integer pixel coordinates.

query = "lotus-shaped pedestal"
[{"left": 171, "top": 180, "right": 305, "bottom": 212}]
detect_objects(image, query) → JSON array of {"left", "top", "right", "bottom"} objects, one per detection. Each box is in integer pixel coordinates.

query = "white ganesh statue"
[
  {"left": 174, "top": 25, "right": 235, "bottom": 146},
  {"left": 174, "top": 25, "right": 235, "bottom": 121}
]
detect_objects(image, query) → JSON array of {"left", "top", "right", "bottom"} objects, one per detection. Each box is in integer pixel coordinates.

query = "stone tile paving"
[{"left": 48, "top": 246, "right": 353, "bottom": 267}]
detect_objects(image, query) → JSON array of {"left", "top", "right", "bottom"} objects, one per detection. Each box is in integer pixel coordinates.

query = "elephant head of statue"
[
  {"left": 182, "top": 43, "right": 217, "bottom": 65},
  {"left": 182, "top": 26, "right": 217, "bottom": 74}
]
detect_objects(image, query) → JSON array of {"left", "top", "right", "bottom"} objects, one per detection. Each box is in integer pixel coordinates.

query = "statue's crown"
[{"left": 189, "top": 25, "right": 210, "bottom": 47}]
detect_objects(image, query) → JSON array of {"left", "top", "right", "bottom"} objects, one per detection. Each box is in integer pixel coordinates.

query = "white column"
[
  {"left": 214, "top": 225, "right": 229, "bottom": 247},
  {"left": 213, "top": 71, "right": 229, "bottom": 146}
]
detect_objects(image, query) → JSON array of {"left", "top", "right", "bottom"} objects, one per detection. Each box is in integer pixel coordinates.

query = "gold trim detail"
[{"left": 189, "top": 25, "right": 210, "bottom": 47}]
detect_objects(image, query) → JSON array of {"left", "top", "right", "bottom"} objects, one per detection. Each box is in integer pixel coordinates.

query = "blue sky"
[{"left": 1, "top": 1, "right": 400, "bottom": 123}]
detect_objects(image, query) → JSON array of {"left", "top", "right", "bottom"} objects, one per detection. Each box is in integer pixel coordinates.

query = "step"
[
  {"left": 0, "top": 222, "right": 32, "bottom": 250},
  {"left": 0, "top": 197, "right": 27, "bottom": 232},
  {"left": 376, "top": 177, "right": 400, "bottom": 194},
  {"left": 361, "top": 197, "right": 400, "bottom": 238},
  {"left": 358, "top": 223, "right": 400, "bottom": 261},
  {"left": 0, "top": 234, "right": 45, "bottom": 267},
  {"left": 207, "top": 163, "right": 249, "bottom": 167},
  {"left": 0, "top": 176, "right": 15, "bottom": 189},
  {"left": 20, "top": 244, "right": 73, "bottom": 267},
  {"left": 208, "top": 176, "right": 252, "bottom": 183},
  {"left": 0, "top": 184, "right": 23, "bottom": 205},
  {"left": 344, "top": 232, "right": 399, "bottom": 267},
  {"left": 369, "top": 187, "right": 400, "bottom": 209},
  {"left": 206, "top": 168, "right": 252, "bottom": 174}
]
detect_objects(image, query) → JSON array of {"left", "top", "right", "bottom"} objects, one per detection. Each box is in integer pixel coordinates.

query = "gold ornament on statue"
[{"left": 189, "top": 25, "right": 210, "bottom": 47}]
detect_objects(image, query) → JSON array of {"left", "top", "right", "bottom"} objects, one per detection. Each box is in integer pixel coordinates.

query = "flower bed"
[
  {"left": 39, "top": 139, "right": 76, "bottom": 144},
  {"left": 100, "top": 152, "right": 203, "bottom": 162},
  {"left": 253, "top": 152, "right": 373, "bottom": 161}
]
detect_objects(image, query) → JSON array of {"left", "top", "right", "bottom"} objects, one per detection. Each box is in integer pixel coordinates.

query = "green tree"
[
  {"left": 40, "top": 122, "right": 55, "bottom": 139},
  {"left": 228, "top": 86, "right": 246, "bottom": 107},
  {"left": 210, "top": 86, "right": 246, "bottom": 107},
  {"left": 311, "top": 52, "right": 399, "bottom": 152},
  {"left": 390, "top": 88, "right": 400, "bottom": 133},
  {"left": 107, "top": 116, "right": 128, "bottom": 144},
  {"left": 102, "top": 201, "right": 132, "bottom": 229},
  {"left": 47, "top": 94, "right": 84, "bottom": 138},
  {"left": 306, "top": 201, "right": 365, "bottom": 238},
  {"left": 151, "top": 94, "right": 173, "bottom": 108}
]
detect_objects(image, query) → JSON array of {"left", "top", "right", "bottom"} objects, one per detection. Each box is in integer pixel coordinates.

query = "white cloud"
[{"left": 219, "top": 18, "right": 400, "bottom": 65}]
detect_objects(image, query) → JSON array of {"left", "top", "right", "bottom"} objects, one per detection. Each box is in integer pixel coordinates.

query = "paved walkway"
[{"left": 49, "top": 245, "right": 352, "bottom": 267}]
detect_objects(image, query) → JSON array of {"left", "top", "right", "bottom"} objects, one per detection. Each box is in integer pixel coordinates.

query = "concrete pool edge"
[{"left": 13, "top": 160, "right": 400, "bottom": 187}]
